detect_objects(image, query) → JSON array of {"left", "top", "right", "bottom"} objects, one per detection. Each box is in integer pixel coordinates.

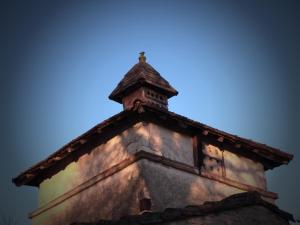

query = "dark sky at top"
[{"left": 1, "top": 1, "right": 299, "bottom": 224}]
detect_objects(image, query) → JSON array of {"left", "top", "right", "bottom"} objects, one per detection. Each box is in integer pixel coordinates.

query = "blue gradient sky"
[{"left": 1, "top": 1, "right": 300, "bottom": 224}]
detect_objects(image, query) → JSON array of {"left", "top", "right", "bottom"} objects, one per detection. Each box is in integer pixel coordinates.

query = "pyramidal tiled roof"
[{"left": 109, "top": 54, "right": 178, "bottom": 103}]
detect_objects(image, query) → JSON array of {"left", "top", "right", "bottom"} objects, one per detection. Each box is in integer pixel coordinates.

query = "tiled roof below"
[{"left": 71, "top": 191, "right": 294, "bottom": 225}]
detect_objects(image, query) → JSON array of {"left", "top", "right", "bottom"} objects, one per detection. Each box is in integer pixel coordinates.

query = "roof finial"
[{"left": 139, "top": 51, "right": 146, "bottom": 63}]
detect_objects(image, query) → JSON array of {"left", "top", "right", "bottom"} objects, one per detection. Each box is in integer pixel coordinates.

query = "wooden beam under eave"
[
  {"left": 178, "top": 122, "right": 188, "bottom": 129},
  {"left": 96, "top": 128, "right": 102, "bottom": 134},
  {"left": 217, "top": 136, "right": 224, "bottom": 142},
  {"left": 25, "top": 173, "right": 34, "bottom": 179},
  {"left": 71, "top": 140, "right": 84, "bottom": 148},
  {"left": 79, "top": 139, "right": 87, "bottom": 144},
  {"left": 235, "top": 143, "right": 242, "bottom": 148},
  {"left": 202, "top": 130, "right": 209, "bottom": 136},
  {"left": 39, "top": 165, "right": 46, "bottom": 170},
  {"left": 53, "top": 156, "right": 62, "bottom": 161}
]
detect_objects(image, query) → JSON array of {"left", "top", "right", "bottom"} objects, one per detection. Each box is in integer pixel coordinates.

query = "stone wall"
[
  {"left": 33, "top": 162, "right": 145, "bottom": 225},
  {"left": 39, "top": 122, "right": 144, "bottom": 205},
  {"left": 33, "top": 122, "right": 272, "bottom": 225},
  {"left": 38, "top": 122, "right": 193, "bottom": 206},
  {"left": 140, "top": 159, "right": 244, "bottom": 211},
  {"left": 146, "top": 123, "right": 193, "bottom": 166}
]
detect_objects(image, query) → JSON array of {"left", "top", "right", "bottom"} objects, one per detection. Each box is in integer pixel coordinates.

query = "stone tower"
[{"left": 13, "top": 53, "right": 294, "bottom": 225}]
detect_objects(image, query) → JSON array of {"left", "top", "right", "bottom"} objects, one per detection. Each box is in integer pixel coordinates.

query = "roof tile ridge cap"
[
  {"left": 118, "top": 76, "right": 147, "bottom": 90},
  {"left": 141, "top": 62, "right": 174, "bottom": 84},
  {"left": 220, "top": 191, "right": 295, "bottom": 222},
  {"left": 124, "top": 62, "right": 140, "bottom": 75},
  {"left": 135, "top": 65, "right": 173, "bottom": 87},
  {"left": 124, "top": 62, "right": 155, "bottom": 77},
  {"left": 183, "top": 192, "right": 262, "bottom": 212},
  {"left": 113, "top": 74, "right": 145, "bottom": 91},
  {"left": 182, "top": 192, "right": 295, "bottom": 222},
  {"left": 111, "top": 64, "right": 141, "bottom": 85}
]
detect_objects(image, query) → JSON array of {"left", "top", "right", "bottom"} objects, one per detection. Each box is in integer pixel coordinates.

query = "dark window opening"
[{"left": 139, "top": 198, "right": 152, "bottom": 212}]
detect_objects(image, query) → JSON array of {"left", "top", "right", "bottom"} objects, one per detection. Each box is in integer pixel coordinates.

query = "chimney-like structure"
[{"left": 109, "top": 52, "right": 178, "bottom": 110}]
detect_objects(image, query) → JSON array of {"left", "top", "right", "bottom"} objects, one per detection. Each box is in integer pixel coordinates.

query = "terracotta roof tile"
[
  {"left": 70, "top": 191, "right": 294, "bottom": 225},
  {"left": 109, "top": 62, "right": 178, "bottom": 103}
]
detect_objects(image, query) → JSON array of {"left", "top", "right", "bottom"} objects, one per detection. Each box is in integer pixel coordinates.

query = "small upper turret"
[{"left": 109, "top": 52, "right": 178, "bottom": 110}]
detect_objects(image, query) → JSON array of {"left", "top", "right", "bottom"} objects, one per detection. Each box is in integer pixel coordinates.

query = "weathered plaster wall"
[
  {"left": 39, "top": 122, "right": 146, "bottom": 205},
  {"left": 147, "top": 123, "right": 194, "bottom": 166},
  {"left": 202, "top": 144, "right": 267, "bottom": 190},
  {"left": 39, "top": 122, "right": 193, "bottom": 206},
  {"left": 140, "top": 159, "right": 245, "bottom": 211},
  {"left": 223, "top": 148, "right": 266, "bottom": 189},
  {"left": 33, "top": 162, "right": 145, "bottom": 225}
]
